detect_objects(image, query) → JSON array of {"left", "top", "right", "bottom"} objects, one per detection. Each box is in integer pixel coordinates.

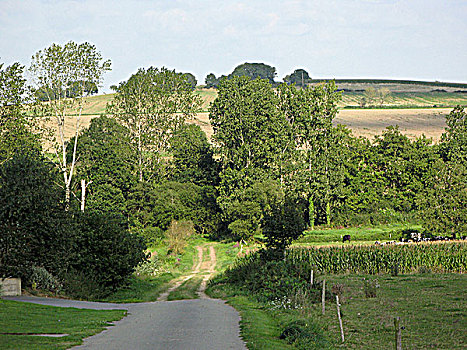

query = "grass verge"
[
  {"left": 206, "top": 284, "right": 294, "bottom": 350},
  {"left": 0, "top": 299, "right": 125, "bottom": 350}
]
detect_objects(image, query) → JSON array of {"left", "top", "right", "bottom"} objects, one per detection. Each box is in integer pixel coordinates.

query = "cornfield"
[{"left": 286, "top": 242, "right": 466, "bottom": 274}]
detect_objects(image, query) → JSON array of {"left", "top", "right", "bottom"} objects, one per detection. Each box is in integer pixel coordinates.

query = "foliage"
[
  {"left": 280, "top": 320, "right": 330, "bottom": 350},
  {"left": 135, "top": 256, "right": 164, "bottom": 277},
  {"left": 29, "top": 41, "right": 111, "bottom": 204},
  {"left": 165, "top": 220, "right": 194, "bottom": 255},
  {"left": 68, "top": 115, "right": 137, "bottom": 214},
  {"left": 439, "top": 105, "right": 466, "bottom": 166},
  {"left": 182, "top": 72, "right": 197, "bottom": 90},
  {"left": 29, "top": 266, "right": 63, "bottom": 294},
  {"left": 277, "top": 81, "right": 342, "bottom": 226},
  {"left": 215, "top": 251, "right": 328, "bottom": 304},
  {"left": 0, "top": 62, "right": 41, "bottom": 163},
  {"left": 230, "top": 62, "right": 277, "bottom": 84},
  {"left": 225, "top": 180, "right": 284, "bottom": 241},
  {"left": 204, "top": 73, "right": 218, "bottom": 88},
  {"left": 170, "top": 123, "right": 219, "bottom": 186},
  {"left": 108, "top": 66, "right": 202, "bottom": 182},
  {"left": 417, "top": 160, "right": 467, "bottom": 238},
  {"left": 68, "top": 210, "right": 147, "bottom": 295},
  {"left": 0, "top": 152, "right": 72, "bottom": 280},
  {"left": 283, "top": 69, "right": 312, "bottom": 87},
  {"left": 262, "top": 195, "right": 307, "bottom": 251}
]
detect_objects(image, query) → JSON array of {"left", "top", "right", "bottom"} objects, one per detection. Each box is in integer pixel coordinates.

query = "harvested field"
[
  {"left": 335, "top": 108, "right": 449, "bottom": 142},
  {"left": 191, "top": 108, "right": 449, "bottom": 143}
]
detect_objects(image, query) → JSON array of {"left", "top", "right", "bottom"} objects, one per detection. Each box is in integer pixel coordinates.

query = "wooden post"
[
  {"left": 322, "top": 279, "right": 326, "bottom": 315},
  {"left": 394, "top": 317, "right": 402, "bottom": 350},
  {"left": 336, "top": 295, "right": 345, "bottom": 343},
  {"left": 310, "top": 269, "right": 314, "bottom": 287}
]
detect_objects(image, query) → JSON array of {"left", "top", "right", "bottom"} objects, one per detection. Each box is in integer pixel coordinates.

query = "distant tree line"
[{"left": 205, "top": 63, "right": 312, "bottom": 88}]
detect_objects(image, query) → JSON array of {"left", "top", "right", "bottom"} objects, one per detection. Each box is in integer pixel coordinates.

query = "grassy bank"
[{"left": 0, "top": 299, "right": 125, "bottom": 349}]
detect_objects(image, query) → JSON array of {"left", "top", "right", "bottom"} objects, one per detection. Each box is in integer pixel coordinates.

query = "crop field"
[
  {"left": 38, "top": 85, "right": 465, "bottom": 147},
  {"left": 287, "top": 241, "right": 466, "bottom": 274}
]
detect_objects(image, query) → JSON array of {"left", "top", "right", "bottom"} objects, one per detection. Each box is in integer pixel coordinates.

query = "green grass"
[
  {"left": 208, "top": 271, "right": 467, "bottom": 349},
  {"left": 102, "top": 236, "right": 202, "bottom": 303},
  {"left": 0, "top": 299, "right": 125, "bottom": 349},
  {"left": 212, "top": 241, "right": 242, "bottom": 273},
  {"left": 100, "top": 273, "right": 174, "bottom": 303},
  {"left": 207, "top": 284, "right": 294, "bottom": 350},
  {"left": 167, "top": 276, "right": 203, "bottom": 300},
  {"left": 314, "top": 273, "right": 467, "bottom": 349}
]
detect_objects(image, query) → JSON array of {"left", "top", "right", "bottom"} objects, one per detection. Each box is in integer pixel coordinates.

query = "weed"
[{"left": 363, "top": 278, "right": 379, "bottom": 298}]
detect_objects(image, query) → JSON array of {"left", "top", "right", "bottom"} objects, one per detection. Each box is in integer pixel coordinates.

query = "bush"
[
  {"left": 218, "top": 251, "right": 328, "bottom": 304},
  {"left": 29, "top": 266, "right": 63, "bottom": 294},
  {"left": 135, "top": 256, "right": 165, "bottom": 277},
  {"left": 65, "top": 211, "right": 147, "bottom": 296},
  {"left": 280, "top": 320, "right": 330, "bottom": 349},
  {"left": 166, "top": 220, "right": 194, "bottom": 255},
  {"left": 0, "top": 151, "right": 72, "bottom": 280}
]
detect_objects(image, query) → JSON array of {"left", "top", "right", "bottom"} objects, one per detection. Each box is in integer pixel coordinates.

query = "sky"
[{"left": 1, "top": 0, "right": 466, "bottom": 92}]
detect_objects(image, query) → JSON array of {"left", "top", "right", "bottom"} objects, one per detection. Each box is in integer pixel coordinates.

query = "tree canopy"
[{"left": 108, "top": 66, "right": 202, "bottom": 182}]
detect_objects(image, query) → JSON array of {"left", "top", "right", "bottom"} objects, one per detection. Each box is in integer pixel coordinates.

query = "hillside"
[{"left": 46, "top": 81, "right": 466, "bottom": 145}]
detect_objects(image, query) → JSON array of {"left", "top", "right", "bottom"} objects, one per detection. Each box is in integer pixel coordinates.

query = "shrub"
[
  {"left": 29, "top": 266, "right": 63, "bottom": 294},
  {"left": 135, "top": 256, "right": 164, "bottom": 277},
  {"left": 0, "top": 152, "right": 72, "bottom": 280},
  {"left": 166, "top": 220, "right": 194, "bottom": 255},
  {"left": 66, "top": 211, "right": 147, "bottom": 296},
  {"left": 363, "top": 278, "right": 379, "bottom": 298},
  {"left": 280, "top": 320, "right": 330, "bottom": 350}
]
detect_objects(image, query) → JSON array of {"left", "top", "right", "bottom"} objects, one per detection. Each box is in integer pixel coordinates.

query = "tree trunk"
[{"left": 81, "top": 179, "right": 86, "bottom": 212}]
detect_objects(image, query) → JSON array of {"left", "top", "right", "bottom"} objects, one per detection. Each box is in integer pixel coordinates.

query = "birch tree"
[
  {"left": 29, "top": 41, "right": 111, "bottom": 206},
  {"left": 107, "top": 67, "right": 202, "bottom": 183}
]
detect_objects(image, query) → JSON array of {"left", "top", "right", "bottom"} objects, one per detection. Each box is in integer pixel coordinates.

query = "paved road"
[{"left": 3, "top": 296, "right": 246, "bottom": 350}]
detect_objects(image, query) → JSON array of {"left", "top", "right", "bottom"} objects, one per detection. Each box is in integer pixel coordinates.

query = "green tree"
[
  {"left": 67, "top": 115, "right": 137, "bottom": 213},
  {"left": 230, "top": 62, "right": 277, "bottom": 84},
  {"left": 417, "top": 160, "right": 466, "bottom": 238},
  {"left": 182, "top": 73, "right": 197, "bottom": 90},
  {"left": 0, "top": 62, "right": 40, "bottom": 163},
  {"left": 205, "top": 73, "right": 218, "bottom": 88},
  {"left": 0, "top": 152, "right": 72, "bottom": 280},
  {"left": 283, "top": 68, "right": 312, "bottom": 87},
  {"left": 262, "top": 194, "right": 306, "bottom": 252},
  {"left": 439, "top": 106, "right": 466, "bottom": 166},
  {"left": 277, "top": 81, "right": 342, "bottom": 227},
  {"left": 170, "top": 123, "right": 219, "bottom": 186},
  {"left": 29, "top": 41, "right": 111, "bottom": 205},
  {"left": 108, "top": 67, "right": 202, "bottom": 182}
]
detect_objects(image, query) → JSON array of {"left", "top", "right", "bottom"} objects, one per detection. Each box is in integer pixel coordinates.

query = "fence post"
[
  {"left": 310, "top": 269, "right": 314, "bottom": 287},
  {"left": 336, "top": 295, "right": 345, "bottom": 343},
  {"left": 394, "top": 317, "right": 402, "bottom": 350},
  {"left": 321, "top": 279, "right": 326, "bottom": 315}
]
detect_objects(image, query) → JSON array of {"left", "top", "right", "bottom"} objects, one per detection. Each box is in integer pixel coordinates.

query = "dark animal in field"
[{"left": 343, "top": 235, "right": 351, "bottom": 243}]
